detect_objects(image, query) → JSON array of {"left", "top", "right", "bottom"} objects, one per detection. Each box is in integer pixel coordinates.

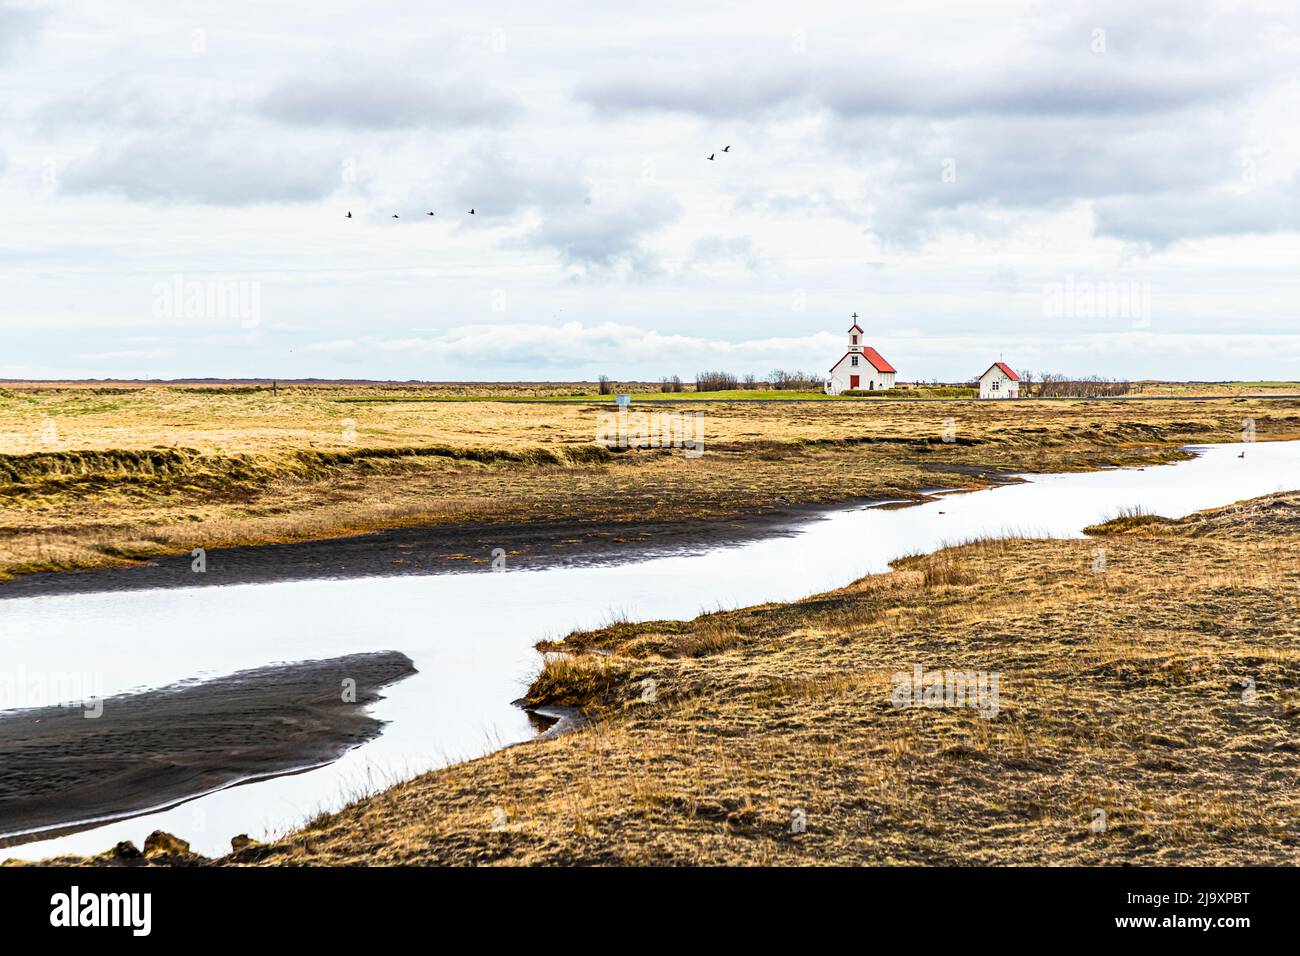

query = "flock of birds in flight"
[
  {"left": 345, "top": 145, "right": 732, "bottom": 221},
  {"left": 343, "top": 210, "right": 465, "bottom": 219}
]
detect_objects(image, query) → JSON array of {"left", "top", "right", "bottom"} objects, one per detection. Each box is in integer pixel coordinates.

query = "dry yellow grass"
[
  {"left": 3, "top": 383, "right": 1298, "bottom": 583},
  {"left": 195, "top": 491, "right": 1298, "bottom": 866}
]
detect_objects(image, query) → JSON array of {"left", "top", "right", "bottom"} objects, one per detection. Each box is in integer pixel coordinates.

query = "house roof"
[
  {"left": 981, "top": 361, "right": 1019, "bottom": 381},
  {"left": 830, "top": 347, "right": 896, "bottom": 373},
  {"left": 847, "top": 323, "right": 864, "bottom": 333}
]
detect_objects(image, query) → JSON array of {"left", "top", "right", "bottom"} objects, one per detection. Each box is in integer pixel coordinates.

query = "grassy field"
[
  {"left": 194, "top": 489, "right": 1299, "bottom": 865},
  {"left": 2, "top": 382, "right": 1300, "bottom": 582}
]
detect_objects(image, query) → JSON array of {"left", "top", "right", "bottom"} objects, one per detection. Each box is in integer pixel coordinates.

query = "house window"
[
  {"left": 851, "top": 335, "right": 858, "bottom": 345},
  {"left": 992, "top": 380, "right": 999, "bottom": 390},
  {"left": 851, "top": 356, "right": 859, "bottom": 366}
]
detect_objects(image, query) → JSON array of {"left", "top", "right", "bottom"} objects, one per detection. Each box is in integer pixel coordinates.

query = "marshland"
[{"left": 2, "top": 382, "right": 1300, "bottom": 865}]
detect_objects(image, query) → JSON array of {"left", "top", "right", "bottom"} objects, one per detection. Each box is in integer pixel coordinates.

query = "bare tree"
[
  {"left": 769, "top": 369, "right": 820, "bottom": 390},
  {"left": 696, "top": 370, "right": 739, "bottom": 391},
  {"left": 1032, "top": 372, "right": 1131, "bottom": 397}
]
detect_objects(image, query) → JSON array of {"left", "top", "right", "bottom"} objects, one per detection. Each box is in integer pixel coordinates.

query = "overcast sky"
[{"left": 2, "top": 0, "right": 1299, "bottom": 382}]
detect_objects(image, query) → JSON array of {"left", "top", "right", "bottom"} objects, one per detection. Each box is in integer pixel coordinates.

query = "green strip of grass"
[{"left": 1221, "top": 382, "right": 1300, "bottom": 388}]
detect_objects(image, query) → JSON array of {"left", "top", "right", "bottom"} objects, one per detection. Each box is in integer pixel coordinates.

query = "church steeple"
[{"left": 847, "top": 312, "right": 864, "bottom": 351}]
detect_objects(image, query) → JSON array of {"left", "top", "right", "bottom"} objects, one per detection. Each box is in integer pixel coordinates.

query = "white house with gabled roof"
[
  {"left": 824, "top": 315, "right": 897, "bottom": 395},
  {"left": 978, "top": 361, "right": 1020, "bottom": 399}
]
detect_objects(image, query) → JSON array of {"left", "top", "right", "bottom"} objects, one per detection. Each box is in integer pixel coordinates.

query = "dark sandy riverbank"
[
  {"left": 0, "top": 651, "right": 415, "bottom": 848},
  {"left": 0, "top": 491, "right": 987, "bottom": 600}
]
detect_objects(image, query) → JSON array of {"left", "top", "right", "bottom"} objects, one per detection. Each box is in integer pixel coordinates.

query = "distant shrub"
[
  {"left": 768, "top": 369, "right": 821, "bottom": 390},
  {"left": 695, "top": 370, "right": 739, "bottom": 391},
  {"left": 660, "top": 375, "right": 684, "bottom": 393},
  {"left": 598, "top": 375, "right": 613, "bottom": 395},
  {"left": 1027, "top": 373, "right": 1131, "bottom": 397},
  {"left": 841, "top": 386, "right": 977, "bottom": 399}
]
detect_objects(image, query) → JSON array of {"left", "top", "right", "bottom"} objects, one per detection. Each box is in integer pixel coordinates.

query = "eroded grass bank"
[
  {"left": 2, "top": 384, "right": 1298, "bottom": 583},
  {"left": 213, "top": 490, "right": 1299, "bottom": 866}
]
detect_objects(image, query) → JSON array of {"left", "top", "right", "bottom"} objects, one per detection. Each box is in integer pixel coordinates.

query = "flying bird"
[
  {"left": 427, "top": 211, "right": 435, "bottom": 216},
  {"left": 392, "top": 213, "right": 400, "bottom": 219},
  {"left": 345, "top": 211, "right": 352, "bottom": 219},
  {"left": 722, "top": 145, "right": 731, "bottom": 152},
  {"left": 707, "top": 153, "right": 715, "bottom": 161},
  {"left": 468, "top": 208, "right": 476, "bottom": 215}
]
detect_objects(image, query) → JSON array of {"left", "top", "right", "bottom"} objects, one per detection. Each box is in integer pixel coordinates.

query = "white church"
[{"left": 824, "top": 315, "right": 897, "bottom": 395}]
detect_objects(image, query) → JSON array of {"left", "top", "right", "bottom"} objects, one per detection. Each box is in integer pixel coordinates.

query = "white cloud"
[
  {"left": 318, "top": 320, "right": 841, "bottom": 370},
  {"left": 260, "top": 67, "right": 517, "bottom": 129},
  {"left": 60, "top": 134, "right": 341, "bottom": 205},
  {"left": 0, "top": 3, "right": 43, "bottom": 63},
  {"left": 521, "top": 191, "right": 684, "bottom": 273}
]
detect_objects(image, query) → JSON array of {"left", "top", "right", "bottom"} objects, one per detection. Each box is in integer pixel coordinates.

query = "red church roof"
[
  {"left": 830, "top": 347, "right": 896, "bottom": 373},
  {"left": 863, "top": 347, "right": 896, "bottom": 373},
  {"left": 848, "top": 323, "right": 864, "bottom": 333},
  {"left": 992, "top": 362, "right": 1019, "bottom": 381}
]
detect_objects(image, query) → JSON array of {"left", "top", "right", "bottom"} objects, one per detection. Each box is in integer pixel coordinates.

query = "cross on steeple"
[{"left": 851, "top": 312, "right": 859, "bottom": 321}]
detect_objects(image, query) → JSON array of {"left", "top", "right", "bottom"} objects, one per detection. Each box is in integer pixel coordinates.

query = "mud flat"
[{"left": 0, "top": 651, "right": 415, "bottom": 848}]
